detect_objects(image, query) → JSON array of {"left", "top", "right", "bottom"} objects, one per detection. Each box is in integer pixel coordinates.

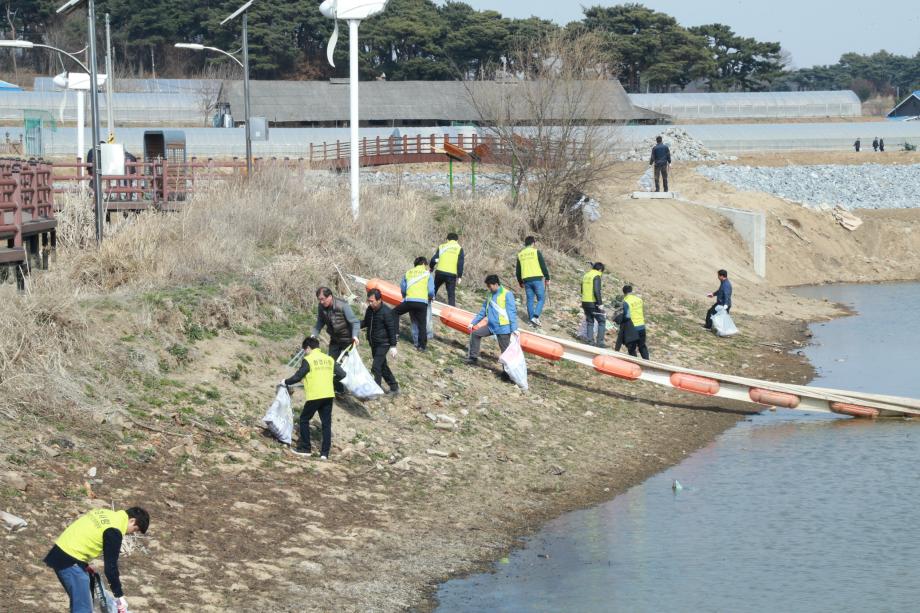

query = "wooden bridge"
[{"left": 0, "top": 160, "right": 56, "bottom": 289}]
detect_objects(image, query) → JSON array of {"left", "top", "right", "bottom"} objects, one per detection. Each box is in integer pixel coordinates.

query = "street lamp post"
[
  {"left": 220, "top": 0, "right": 254, "bottom": 176},
  {"left": 57, "top": 0, "right": 106, "bottom": 243}
]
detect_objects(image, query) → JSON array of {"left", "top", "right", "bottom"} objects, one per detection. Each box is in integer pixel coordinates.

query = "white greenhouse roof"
[{"left": 630, "top": 91, "right": 862, "bottom": 119}]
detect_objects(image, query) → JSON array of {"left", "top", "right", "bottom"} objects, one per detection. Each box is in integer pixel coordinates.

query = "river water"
[{"left": 435, "top": 282, "right": 920, "bottom": 612}]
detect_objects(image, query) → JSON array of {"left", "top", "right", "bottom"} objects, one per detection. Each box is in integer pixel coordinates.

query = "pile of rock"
[
  {"left": 619, "top": 127, "right": 725, "bottom": 162},
  {"left": 696, "top": 163, "right": 920, "bottom": 210}
]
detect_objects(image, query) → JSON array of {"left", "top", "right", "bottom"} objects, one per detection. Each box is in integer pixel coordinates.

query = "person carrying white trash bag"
[
  {"left": 280, "top": 337, "right": 347, "bottom": 459},
  {"left": 464, "top": 274, "right": 521, "bottom": 386}
]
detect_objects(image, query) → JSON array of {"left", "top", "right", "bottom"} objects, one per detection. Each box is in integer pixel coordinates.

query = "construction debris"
[
  {"left": 620, "top": 127, "right": 727, "bottom": 162},
  {"left": 833, "top": 206, "right": 863, "bottom": 231},
  {"left": 1, "top": 510, "right": 27, "bottom": 532}
]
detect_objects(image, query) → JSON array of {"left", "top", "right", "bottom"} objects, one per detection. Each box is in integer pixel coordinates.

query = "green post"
[
  {"left": 449, "top": 158, "right": 454, "bottom": 195},
  {"left": 471, "top": 160, "right": 476, "bottom": 194}
]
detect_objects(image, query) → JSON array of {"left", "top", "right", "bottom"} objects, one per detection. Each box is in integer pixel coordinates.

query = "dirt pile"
[{"left": 619, "top": 127, "right": 727, "bottom": 162}]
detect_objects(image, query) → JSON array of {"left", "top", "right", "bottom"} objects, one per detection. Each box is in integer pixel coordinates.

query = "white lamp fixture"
[{"left": 319, "top": 0, "right": 388, "bottom": 219}]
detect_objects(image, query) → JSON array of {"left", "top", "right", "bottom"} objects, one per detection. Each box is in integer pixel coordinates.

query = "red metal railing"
[{"left": 0, "top": 160, "right": 56, "bottom": 272}]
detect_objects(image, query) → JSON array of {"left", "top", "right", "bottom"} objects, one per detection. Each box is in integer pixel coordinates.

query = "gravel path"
[{"left": 696, "top": 163, "right": 920, "bottom": 210}]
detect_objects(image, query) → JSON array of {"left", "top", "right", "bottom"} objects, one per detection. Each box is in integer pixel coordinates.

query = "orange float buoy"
[
  {"left": 670, "top": 372, "right": 720, "bottom": 396},
  {"left": 366, "top": 278, "right": 402, "bottom": 306},
  {"left": 439, "top": 306, "right": 477, "bottom": 334},
  {"left": 519, "top": 333, "right": 564, "bottom": 361},
  {"left": 830, "top": 402, "right": 879, "bottom": 419},
  {"left": 748, "top": 387, "right": 800, "bottom": 408},
  {"left": 592, "top": 355, "right": 642, "bottom": 380}
]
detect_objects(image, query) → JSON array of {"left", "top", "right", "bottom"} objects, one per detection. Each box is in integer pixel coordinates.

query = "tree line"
[{"left": 2, "top": 0, "right": 918, "bottom": 97}]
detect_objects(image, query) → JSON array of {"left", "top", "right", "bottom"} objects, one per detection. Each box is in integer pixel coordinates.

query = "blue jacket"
[
  {"left": 471, "top": 287, "right": 518, "bottom": 334},
  {"left": 400, "top": 270, "right": 435, "bottom": 304},
  {"left": 715, "top": 279, "right": 732, "bottom": 307}
]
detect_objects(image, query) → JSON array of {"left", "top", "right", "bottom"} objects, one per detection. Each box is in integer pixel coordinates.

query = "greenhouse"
[
  {"left": 629, "top": 91, "right": 862, "bottom": 120},
  {"left": 0, "top": 91, "right": 207, "bottom": 125}
]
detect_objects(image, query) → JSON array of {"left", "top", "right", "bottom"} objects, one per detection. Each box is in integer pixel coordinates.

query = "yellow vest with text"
[
  {"left": 582, "top": 270, "right": 602, "bottom": 303},
  {"left": 435, "top": 241, "right": 461, "bottom": 275},
  {"left": 404, "top": 265, "right": 431, "bottom": 301},
  {"left": 304, "top": 349, "right": 335, "bottom": 401},
  {"left": 624, "top": 294, "right": 645, "bottom": 327},
  {"left": 489, "top": 286, "right": 511, "bottom": 326},
  {"left": 55, "top": 509, "right": 129, "bottom": 563},
  {"left": 517, "top": 246, "right": 543, "bottom": 279}
]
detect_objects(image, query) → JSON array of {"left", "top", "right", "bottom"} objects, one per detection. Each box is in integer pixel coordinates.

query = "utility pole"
[
  {"left": 242, "top": 12, "right": 252, "bottom": 175},
  {"left": 87, "top": 0, "right": 104, "bottom": 242},
  {"left": 105, "top": 12, "right": 114, "bottom": 140}
]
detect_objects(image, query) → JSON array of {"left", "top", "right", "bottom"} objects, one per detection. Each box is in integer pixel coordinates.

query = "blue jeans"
[
  {"left": 523, "top": 279, "right": 546, "bottom": 320},
  {"left": 55, "top": 564, "right": 92, "bottom": 613}
]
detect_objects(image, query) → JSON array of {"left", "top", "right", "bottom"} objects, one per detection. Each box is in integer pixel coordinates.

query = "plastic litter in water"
[{"left": 672, "top": 479, "right": 683, "bottom": 492}]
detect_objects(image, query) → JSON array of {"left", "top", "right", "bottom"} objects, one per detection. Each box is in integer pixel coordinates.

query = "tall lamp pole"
[
  {"left": 58, "top": 0, "right": 105, "bottom": 243},
  {"left": 220, "top": 0, "right": 254, "bottom": 176}
]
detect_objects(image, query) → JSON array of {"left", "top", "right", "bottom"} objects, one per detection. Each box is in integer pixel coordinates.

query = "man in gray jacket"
[{"left": 311, "top": 287, "right": 360, "bottom": 393}]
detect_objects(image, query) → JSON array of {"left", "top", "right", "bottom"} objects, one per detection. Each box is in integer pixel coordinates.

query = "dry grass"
[{"left": 0, "top": 170, "right": 528, "bottom": 429}]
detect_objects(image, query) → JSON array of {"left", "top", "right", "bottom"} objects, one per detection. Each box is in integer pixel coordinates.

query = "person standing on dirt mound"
[
  {"left": 44, "top": 506, "right": 150, "bottom": 613},
  {"left": 430, "top": 232, "right": 464, "bottom": 306},
  {"left": 649, "top": 135, "right": 672, "bottom": 192},
  {"left": 361, "top": 288, "right": 400, "bottom": 395},
  {"left": 311, "top": 287, "right": 360, "bottom": 394},
  {"left": 284, "top": 336, "right": 346, "bottom": 459},
  {"left": 516, "top": 236, "right": 551, "bottom": 328},
  {"left": 704, "top": 269, "right": 732, "bottom": 330}
]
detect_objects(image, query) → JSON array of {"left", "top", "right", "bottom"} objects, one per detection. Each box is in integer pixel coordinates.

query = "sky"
[{"left": 454, "top": 0, "right": 920, "bottom": 69}]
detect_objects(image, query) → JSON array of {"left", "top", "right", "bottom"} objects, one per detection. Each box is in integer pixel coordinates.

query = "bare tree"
[
  {"left": 194, "top": 62, "right": 239, "bottom": 127},
  {"left": 466, "top": 32, "right": 623, "bottom": 248}
]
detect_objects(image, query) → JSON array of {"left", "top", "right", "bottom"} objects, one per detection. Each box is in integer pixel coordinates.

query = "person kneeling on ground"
[
  {"left": 394, "top": 256, "right": 435, "bottom": 351},
  {"left": 622, "top": 284, "right": 649, "bottom": 359},
  {"left": 581, "top": 262, "right": 607, "bottom": 348},
  {"left": 44, "top": 506, "right": 150, "bottom": 613},
  {"left": 465, "top": 274, "right": 519, "bottom": 383},
  {"left": 311, "top": 286, "right": 360, "bottom": 393},
  {"left": 284, "top": 336, "right": 346, "bottom": 459},
  {"left": 704, "top": 269, "right": 732, "bottom": 330},
  {"left": 362, "top": 288, "right": 399, "bottom": 395}
]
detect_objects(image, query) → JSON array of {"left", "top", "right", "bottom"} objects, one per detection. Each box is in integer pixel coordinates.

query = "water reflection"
[{"left": 436, "top": 283, "right": 920, "bottom": 612}]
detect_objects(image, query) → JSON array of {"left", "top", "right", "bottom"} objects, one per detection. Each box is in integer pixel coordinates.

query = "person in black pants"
[
  {"left": 394, "top": 256, "right": 435, "bottom": 350},
  {"left": 704, "top": 269, "right": 733, "bottom": 329},
  {"left": 284, "top": 337, "right": 346, "bottom": 459},
  {"left": 361, "top": 288, "right": 399, "bottom": 394},
  {"left": 430, "top": 232, "right": 464, "bottom": 306}
]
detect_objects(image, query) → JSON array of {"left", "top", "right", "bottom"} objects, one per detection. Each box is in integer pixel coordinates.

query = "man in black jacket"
[
  {"left": 361, "top": 288, "right": 399, "bottom": 394},
  {"left": 649, "top": 135, "right": 672, "bottom": 192}
]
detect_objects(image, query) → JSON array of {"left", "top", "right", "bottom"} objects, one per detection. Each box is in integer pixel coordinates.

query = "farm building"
[
  {"left": 629, "top": 91, "right": 862, "bottom": 120},
  {"left": 887, "top": 91, "right": 920, "bottom": 120}
]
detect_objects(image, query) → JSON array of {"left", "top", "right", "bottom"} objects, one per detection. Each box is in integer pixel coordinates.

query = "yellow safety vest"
[
  {"left": 435, "top": 240, "right": 461, "bottom": 275},
  {"left": 404, "top": 265, "right": 431, "bottom": 301},
  {"left": 304, "top": 349, "right": 336, "bottom": 401},
  {"left": 55, "top": 509, "right": 129, "bottom": 563},
  {"left": 517, "top": 246, "right": 543, "bottom": 279},
  {"left": 582, "top": 269, "right": 602, "bottom": 303},
  {"left": 488, "top": 286, "right": 511, "bottom": 326},
  {"left": 624, "top": 294, "right": 645, "bottom": 327}
]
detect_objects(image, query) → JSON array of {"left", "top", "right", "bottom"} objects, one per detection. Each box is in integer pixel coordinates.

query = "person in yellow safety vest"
[
  {"left": 621, "top": 284, "right": 649, "bottom": 359},
  {"left": 395, "top": 256, "right": 435, "bottom": 351},
  {"left": 465, "top": 274, "right": 520, "bottom": 383},
  {"left": 581, "top": 262, "right": 607, "bottom": 348},
  {"left": 515, "top": 236, "right": 551, "bottom": 328},
  {"left": 430, "top": 232, "right": 464, "bottom": 306},
  {"left": 284, "top": 336, "right": 347, "bottom": 459},
  {"left": 44, "top": 507, "right": 150, "bottom": 613}
]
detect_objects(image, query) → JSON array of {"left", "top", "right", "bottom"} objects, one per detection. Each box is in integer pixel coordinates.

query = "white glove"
[
  {"left": 115, "top": 596, "right": 128, "bottom": 613},
  {"left": 597, "top": 305, "right": 606, "bottom": 312},
  {"left": 457, "top": 278, "right": 462, "bottom": 285},
  {"left": 512, "top": 330, "right": 521, "bottom": 337},
  {"left": 279, "top": 380, "right": 287, "bottom": 388},
  {"left": 352, "top": 336, "right": 360, "bottom": 347},
  {"left": 388, "top": 347, "right": 398, "bottom": 359}
]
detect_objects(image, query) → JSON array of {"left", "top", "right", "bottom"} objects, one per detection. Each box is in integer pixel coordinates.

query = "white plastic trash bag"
[
  {"left": 262, "top": 385, "right": 293, "bottom": 445},
  {"left": 499, "top": 336, "right": 529, "bottom": 391},
  {"left": 712, "top": 305, "right": 739, "bottom": 337},
  {"left": 576, "top": 316, "right": 588, "bottom": 341},
  {"left": 341, "top": 348, "right": 385, "bottom": 400}
]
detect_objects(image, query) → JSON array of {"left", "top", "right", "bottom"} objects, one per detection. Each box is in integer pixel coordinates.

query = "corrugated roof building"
[
  {"left": 629, "top": 91, "right": 862, "bottom": 120},
  {"left": 221, "top": 79, "right": 667, "bottom": 126}
]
